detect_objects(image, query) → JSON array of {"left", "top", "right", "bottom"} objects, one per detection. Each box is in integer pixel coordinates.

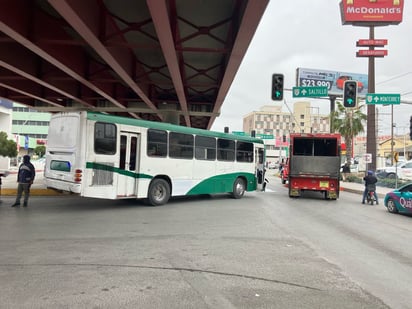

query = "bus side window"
[
  {"left": 147, "top": 129, "right": 167, "bottom": 157},
  {"left": 236, "top": 141, "right": 253, "bottom": 162},
  {"left": 195, "top": 136, "right": 216, "bottom": 160},
  {"left": 217, "top": 138, "right": 235, "bottom": 161},
  {"left": 169, "top": 132, "right": 194, "bottom": 159}
]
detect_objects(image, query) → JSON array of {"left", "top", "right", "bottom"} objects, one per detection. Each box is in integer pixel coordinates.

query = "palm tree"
[{"left": 330, "top": 101, "right": 367, "bottom": 165}]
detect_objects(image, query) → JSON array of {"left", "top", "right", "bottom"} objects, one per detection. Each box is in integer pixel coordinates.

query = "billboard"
[
  {"left": 340, "top": 0, "right": 404, "bottom": 26},
  {"left": 296, "top": 68, "right": 368, "bottom": 97}
]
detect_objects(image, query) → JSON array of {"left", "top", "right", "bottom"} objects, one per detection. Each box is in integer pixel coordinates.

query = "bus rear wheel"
[
  {"left": 147, "top": 178, "right": 170, "bottom": 206},
  {"left": 231, "top": 177, "right": 246, "bottom": 199}
]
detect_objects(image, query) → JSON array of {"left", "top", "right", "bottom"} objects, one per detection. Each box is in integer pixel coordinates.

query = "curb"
[
  {"left": 339, "top": 187, "right": 386, "bottom": 198},
  {"left": 0, "top": 188, "right": 64, "bottom": 196}
]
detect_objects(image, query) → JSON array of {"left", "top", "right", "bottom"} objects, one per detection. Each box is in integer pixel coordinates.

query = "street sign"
[
  {"left": 363, "top": 153, "right": 372, "bottom": 164},
  {"left": 365, "top": 93, "right": 400, "bottom": 105},
  {"left": 356, "top": 39, "right": 388, "bottom": 47},
  {"left": 256, "top": 134, "right": 274, "bottom": 139},
  {"left": 356, "top": 49, "right": 388, "bottom": 57},
  {"left": 292, "top": 86, "right": 328, "bottom": 98},
  {"left": 231, "top": 131, "right": 249, "bottom": 136}
]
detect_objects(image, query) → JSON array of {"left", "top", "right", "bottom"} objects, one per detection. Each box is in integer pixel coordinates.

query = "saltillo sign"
[{"left": 340, "top": 0, "right": 404, "bottom": 26}]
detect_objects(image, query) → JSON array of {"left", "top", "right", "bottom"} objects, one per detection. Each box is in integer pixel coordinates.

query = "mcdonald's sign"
[{"left": 340, "top": 0, "right": 404, "bottom": 25}]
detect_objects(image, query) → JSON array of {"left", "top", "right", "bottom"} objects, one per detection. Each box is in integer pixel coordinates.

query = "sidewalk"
[
  {"left": 339, "top": 181, "right": 391, "bottom": 198},
  {"left": 0, "top": 168, "right": 62, "bottom": 197}
]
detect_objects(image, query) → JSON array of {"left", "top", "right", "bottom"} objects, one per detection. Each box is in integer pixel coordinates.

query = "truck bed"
[{"left": 289, "top": 156, "right": 340, "bottom": 178}]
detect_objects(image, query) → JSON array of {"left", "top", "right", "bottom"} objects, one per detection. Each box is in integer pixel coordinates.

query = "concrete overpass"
[{"left": 0, "top": 0, "right": 269, "bottom": 130}]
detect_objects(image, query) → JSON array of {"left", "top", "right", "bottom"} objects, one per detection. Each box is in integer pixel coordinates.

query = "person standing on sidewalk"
[
  {"left": 11, "top": 155, "right": 35, "bottom": 208},
  {"left": 342, "top": 162, "right": 350, "bottom": 181}
]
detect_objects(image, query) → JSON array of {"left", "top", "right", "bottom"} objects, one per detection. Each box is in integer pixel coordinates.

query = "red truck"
[{"left": 287, "top": 133, "right": 341, "bottom": 200}]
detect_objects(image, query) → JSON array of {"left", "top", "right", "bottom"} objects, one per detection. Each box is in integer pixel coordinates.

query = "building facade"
[
  {"left": 242, "top": 102, "right": 330, "bottom": 137},
  {"left": 11, "top": 103, "right": 51, "bottom": 157},
  {"left": 242, "top": 102, "right": 330, "bottom": 164}
]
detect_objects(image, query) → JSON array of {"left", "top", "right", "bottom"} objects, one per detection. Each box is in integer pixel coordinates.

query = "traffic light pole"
[
  {"left": 366, "top": 26, "right": 377, "bottom": 171},
  {"left": 329, "top": 95, "right": 336, "bottom": 133}
]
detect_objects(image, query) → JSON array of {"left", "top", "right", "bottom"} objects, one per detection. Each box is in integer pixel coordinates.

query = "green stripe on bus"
[
  {"left": 86, "top": 162, "right": 257, "bottom": 195},
  {"left": 86, "top": 162, "right": 153, "bottom": 179},
  {"left": 187, "top": 172, "right": 257, "bottom": 195}
]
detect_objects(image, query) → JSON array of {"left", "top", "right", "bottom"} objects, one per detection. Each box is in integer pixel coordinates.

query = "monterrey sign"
[{"left": 340, "top": 0, "right": 404, "bottom": 26}]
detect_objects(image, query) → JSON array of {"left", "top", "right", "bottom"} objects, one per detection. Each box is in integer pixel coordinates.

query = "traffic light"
[
  {"left": 271, "top": 73, "right": 284, "bottom": 101},
  {"left": 343, "top": 80, "right": 358, "bottom": 108}
]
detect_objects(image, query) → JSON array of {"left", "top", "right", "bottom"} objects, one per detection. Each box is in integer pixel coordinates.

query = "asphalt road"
[{"left": 0, "top": 177, "right": 410, "bottom": 309}]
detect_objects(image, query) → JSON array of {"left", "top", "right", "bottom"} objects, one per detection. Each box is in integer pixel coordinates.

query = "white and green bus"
[{"left": 44, "top": 112, "right": 265, "bottom": 205}]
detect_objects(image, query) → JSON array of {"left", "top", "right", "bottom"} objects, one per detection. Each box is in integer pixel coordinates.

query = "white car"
[{"left": 377, "top": 160, "right": 412, "bottom": 180}]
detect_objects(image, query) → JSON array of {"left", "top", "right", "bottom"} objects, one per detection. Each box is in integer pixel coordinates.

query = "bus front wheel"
[
  {"left": 231, "top": 177, "right": 246, "bottom": 199},
  {"left": 147, "top": 178, "right": 170, "bottom": 206}
]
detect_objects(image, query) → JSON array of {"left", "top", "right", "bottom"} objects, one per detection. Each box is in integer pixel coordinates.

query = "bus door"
[{"left": 117, "top": 132, "right": 140, "bottom": 197}]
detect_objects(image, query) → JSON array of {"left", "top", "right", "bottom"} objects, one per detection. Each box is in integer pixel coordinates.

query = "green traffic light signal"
[
  {"left": 343, "top": 80, "right": 358, "bottom": 108},
  {"left": 271, "top": 74, "right": 284, "bottom": 101}
]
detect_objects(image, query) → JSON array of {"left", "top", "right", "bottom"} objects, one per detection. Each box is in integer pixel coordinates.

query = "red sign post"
[
  {"left": 356, "top": 38, "right": 388, "bottom": 57},
  {"left": 357, "top": 49, "right": 388, "bottom": 57},
  {"left": 356, "top": 39, "right": 388, "bottom": 47}
]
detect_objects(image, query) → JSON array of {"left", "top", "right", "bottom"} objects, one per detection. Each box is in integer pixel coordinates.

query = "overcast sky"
[{"left": 211, "top": 0, "right": 412, "bottom": 137}]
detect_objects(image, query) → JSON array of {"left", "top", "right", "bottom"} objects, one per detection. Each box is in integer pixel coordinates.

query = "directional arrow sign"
[
  {"left": 365, "top": 93, "right": 400, "bottom": 105},
  {"left": 292, "top": 86, "right": 328, "bottom": 98}
]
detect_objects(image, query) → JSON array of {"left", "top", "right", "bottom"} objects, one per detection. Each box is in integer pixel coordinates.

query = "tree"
[
  {"left": 34, "top": 145, "right": 46, "bottom": 157},
  {"left": 0, "top": 131, "right": 18, "bottom": 158},
  {"left": 330, "top": 101, "right": 367, "bottom": 165}
]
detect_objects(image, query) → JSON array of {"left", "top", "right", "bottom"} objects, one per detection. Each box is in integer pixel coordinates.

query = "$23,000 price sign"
[{"left": 299, "top": 78, "right": 333, "bottom": 90}]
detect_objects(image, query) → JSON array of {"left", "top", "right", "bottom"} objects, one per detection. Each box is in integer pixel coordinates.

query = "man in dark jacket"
[
  {"left": 342, "top": 162, "right": 351, "bottom": 181},
  {"left": 11, "top": 155, "right": 36, "bottom": 207},
  {"left": 362, "top": 170, "right": 378, "bottom": 205}
]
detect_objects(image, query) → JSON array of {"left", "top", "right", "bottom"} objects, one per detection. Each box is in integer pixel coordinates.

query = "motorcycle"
[{"left": 366, "top": 184, "right": 377, "bottom": 205}]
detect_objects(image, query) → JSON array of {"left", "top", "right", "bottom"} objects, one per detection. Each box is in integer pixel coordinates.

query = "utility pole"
[
  {"left": 366, "top": 26, "right": 377, "bottom": 171},
  {"left": 329, "top": 95, "right": 336, "bottom": 133}
]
